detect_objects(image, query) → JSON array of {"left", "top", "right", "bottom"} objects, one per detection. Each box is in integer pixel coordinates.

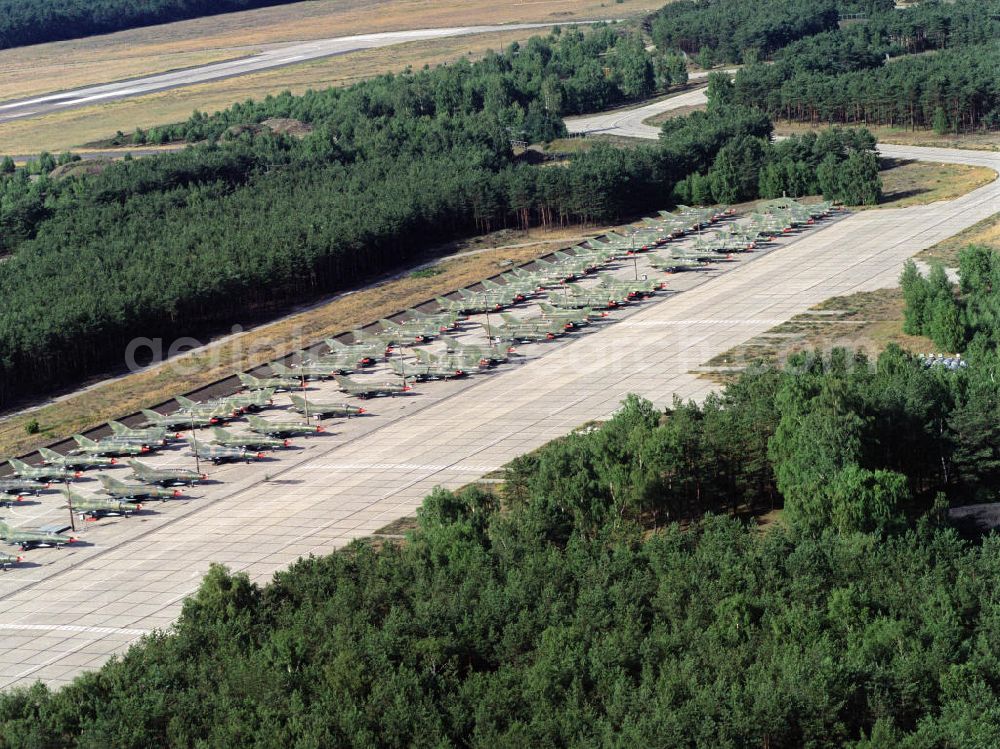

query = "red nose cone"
[
  {"left": 110, "top": 458, "right": 118, "bottom": 465},
  {"left": 546, "top": 333, "right": 556, "bottom": 339},
  {"left": 200, "top": 474, "right": 207, "bottom": 481},
  {"left": 283, "top": 439, "right": 290, "bottom": 448},
  {"left": 210, "top": 417, "right": 219, "bottom": 424},
  {"left": 172, "top": 489, "right": 182, "bottom": 497},
  {"left": 357, "top": 408, "right": 366, "bottom": 414},
  {"left": 15, "top": 495, "right": 23, "bottom": 502},
  {"left": 256, "top": 452, "right": 265, "bottom": 459},
  {"left": 68, "top": 538, "right": 77, "bottom": 543},
  {"left": 136, "top": 504, "right": 143, "bottom": 511},
  {"left": 402, "top": 386, "right": 412, "bottom": 392},
  {"left": 316, "top": 425, "right": 325, "bottom": 433},
  {"left": 141, "top": 446, "right": 150, "bottom": 453},
  {"left": 45, "top": 483, "right": 52, "bottom": 489},
  {"left": 16, "top": 556, "right": 23, "bottom": 563},
  {"left": 74, "top": 471, "right": 83, "bottom": 478}
]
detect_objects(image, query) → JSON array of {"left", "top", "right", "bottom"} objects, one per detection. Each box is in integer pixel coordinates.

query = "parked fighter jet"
[
  {"left": 440, "top": 335, "right": 511, "bottom": 366},
  {"left": 483, "top": 320, "right": 564, "bottom": 343},
  {"left": 288, "top": 395, "right": 366, "bottom": 419},
  {"left": 71, "top": 435, "right": 149, "bottom": 458},
  {"left": 190, "top": 444, "right": 262, "bottom": 465},
  {"left": 38, "top": 447, "right": 117, "bottom": 471},
  {"left": 174, "top": 396, "right": 241, "bottom": 420},
  {"left": 333, "top": 375, "right": 411, "bottom": 400},
  {"left": 0, "top": 477, "right": 48, "bottom": 498},
  {"left": 499, "top": 311, "right": 576, "bottom": 332},
  {"left": 107, "top": 421, "right": 169, "bottom": 445},
  {"left": 270, "top": 361, "right": 350, "bottom": 381},
  {"left": 239, "top": 372, "right": 302, "bottom": 392},
  {"left": 140, "top": 409, "right": 219, "bottom": 430},
  {"left": 379, "top": 318, "right": 445, "bottom": 342},
  {"left": 0, "top": 552, "right": 23, "bottom": 570},
  {"left": 537, "top": 303, "right": 607, "bottom": 327},
  {"left": 246, "top": 414, "right": 325, "bottom": 437},
  {"left": 221, "top": 388, "right": 275, "bottom": 413},
  {"left": 390, "top": 359, "right": 467, "bottom": 381},
  {"left": 325, "top": 338, "right": 383, "bottom": 365},
  {"left": 63, "top": 488, "right": 137, "bottom": 520},
  {"left": 648, "top": 254, "right": 705, "bottom": 272},
  {"left": 127, "top": 460, "right": 206, "bottom": 486},
  {"left": 8, "top": 458, "right": 80, "bottom": 481},
  {"left": 210, "top": 427, "right": 288, "bottom": 451},
  {"left": 98, "top": 475, "right": 181, "bottom": 501},
  {"left": 0, "top": 521, "right": 76, "bottom": 550}
]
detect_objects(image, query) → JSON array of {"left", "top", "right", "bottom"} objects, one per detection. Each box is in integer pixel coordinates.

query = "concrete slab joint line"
[{"left": 0, "top": 84, "right": 998, "bottom": 688}]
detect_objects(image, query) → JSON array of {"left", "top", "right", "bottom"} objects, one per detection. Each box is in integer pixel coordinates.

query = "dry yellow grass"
[
  {"left": 0, "top": 224, "right": 604, "bottom": 456},
  {"left": 4, "top": 28, "right": 584, "bottom": 154},
  {"left": 0, "top": 0, "right": 660, "bottom": 101},
  {"left": 772, "top": 120, "right": 1000, "bottom": 152},
  {"left": 916, "top": 212, "right": 1000, "bottom": 266},
  {"left": 873, "top": 159, "right": 997, "bottom": 210}
]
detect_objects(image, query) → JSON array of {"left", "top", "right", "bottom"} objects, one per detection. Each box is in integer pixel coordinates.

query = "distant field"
[
  {"left": 1, "top": 29, "right": 561, "bottom": 154},
  {"left": 773, "top": 120, "right": 1000, "bottom": 153},
  {"left": 0, "top": 0, "right": 660, "bottom": 101},
  {"left": 916, "top": 212, "right": 1000, "bottom": 266},
  {"left": 874, "top": 159, "right": 997, "bottom": 210}
]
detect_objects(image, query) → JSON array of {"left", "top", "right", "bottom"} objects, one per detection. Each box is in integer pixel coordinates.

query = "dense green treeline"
[
  {"left": 0, "top": 0, "right": 300, "bottom": 49},
  {"left": 5, "top": 350, "right": 1000, "bottom": 746},
  {"left": 0, "top": 26, "right": 735, "bottom": 406}
]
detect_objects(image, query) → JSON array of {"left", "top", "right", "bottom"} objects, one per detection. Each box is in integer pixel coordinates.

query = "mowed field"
[{"left": 0, "top": 0, "right": 663, "bottom": 154}]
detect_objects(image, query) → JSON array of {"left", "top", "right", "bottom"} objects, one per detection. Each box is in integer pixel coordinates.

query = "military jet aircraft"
[
  {"left": 140, "top": 409, "right": 219, "bottom": 430},
  {"left": 239, "top": 372, "right": 303, "bottom": 392},
  {"left": 63, "top": 488, "right": 138, "bottom": 520},
  {"left": 190, "top": 444, "right": 262, "bottom": 465},
  {"left": 483, "top": 320, "right": 565, "bottom": 343},
  {"left": 8, "top": 457, "right": 81, "bottom": 482},
  {"left": 246, "top": 414, "right": 325, "bottom": 437},
  {"left": 287, "top": 395, "right": 365, "bottom": 419},
  {"left": 38, "top": 447, "right": 117, "bottom": 471},
  {"left": 379, "top": 318, "right": 447, "bottom": 342},
  {"left": 537, "top": 303, "right": 607, "bottom": 327},
  {"left": 596, "top": 273, "right": 666, "bottom": 298},
  {"left": 0, "top": 521, "right": 76, "bottom": 550},
  {"left": 390, "top": 358, "right": 467, "bottom": 381},
  {"left": 413, "top": 348, "right": 485, "bottom": 372},
  {"left": 270, "top": 361, "right": 350, "bottom": 381},
  {"left": 98, "top": 475, "right": 182, "bottom": 501},
  {"left": 71, "top": 435, "right": 149, "bottom": 458},
  {"left": 325, "top": 338, "right": 383, "bottom": 365},
  {"left": 499, "top": 311, "right": 576, "bottom": 332},
  {"left": 333, "top": 375, "right": 411, "bottom": 400},
  {"left": 0, "top": 552, "right": 23, "bottom": 570},
  {"left": 173, "top": 396, "right": 241, "bottom": 420},
  {"left": 127, "top": 459, "right": 206, "bottom": 486},
  {"left": 221, "top": 388, "right": 275, "bottom": 413},
  {"left": 0, "top": 477, "right": 48, "bottom": 499},
  {"left": 211, "top": 427, "right": 288, "bottom": 451},
  {"left": 440, "top": 335, "right": 511, "bottom": 366},
  {"left": 648, "top": 254, "right": 706, "bottom": 273},
  {"left": 108, "top": 421, "right": 169, "bottom": 446}
]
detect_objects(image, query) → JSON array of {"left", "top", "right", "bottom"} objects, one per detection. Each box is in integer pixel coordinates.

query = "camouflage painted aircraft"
[
  {"left": 0, "top": 551, "right": 23, "bottom": 570},
  {"left": 440, "top": 335, "right": 511, "bottom": 366},
  {"left": 435, "top": 295, "right": 498, "bottom": 316},
  {"left": 98, "top": 475, "right": 182, "bottom": 501},
  {"left": 127, "top": 459, "right": 207, "bottom": 486},
  {"left": 222, "top": 388, "right": 275, "bottom": 413},
  {"left": 390, "top": 358, "right": 467, "bottom": 381},
  {"left": 38, "top": 447, "right": 117, "bottom": 471},
  {"left": 325, "top": 338, "right": 383, "bottom": 365},
  {"left": 0, "top": 477, "right": 48, "bottom": 498},
  {"left": 457, "top": 287, "right": 522, "bottom": 308},
  {"left": 596, "top": 273, "right": 666, "bottom": 298},
  {"left": 239, "top": 372, "right": 303, "bottom": 392},
  {"left": 0, "top": 521, "right": 76, "bottom": 550},
  {"left": 246, "top": 414, "right": 325, "bottom": 437},
  {"left": 546, "top": 284, "right": 626, "bottom": 310},
  {"left": 270, "top": 360, "right": 351, "bottom": 381},
  {"left": 71, "top": 435, "right": 149, "bottom": 457},
  {"left": 482, "top": 278, "right": 538, "bottom": 298},
  {"left": 499, "top": 311, "right": 578, "bottom": 332},
  {"left": 108, "top": 421, "right": 169, "bottom": 446},
  {"left": 140, "top": 409, "right": 219, "bottom": 430},
  {"left": 211, "top": 426, "right": 288, "bottom": 451},
  {"left": 8, "top": 457, "right": 81, "bottom": 481},
  {"left": 413, "top": 348, "right": 485, "bottom": 372},
  {"left": 333, "top": 375, "right": 411, "bottom": 400},
  {"left": 537, "top": 303, "right": 607, "bottom": 327},
  {"left": 173, "top": 396, "right": 241, "bottom": 420},
  {"left": 64, "top": 488, "right": 138, "bottom": 520},
  {"left": 483, "top": 320, "right": 564, "bottom": 343},
  {"left": 190, "top": 444, "right": 262, "bottom": 465},
  {"left": 288, "top": 394, "right": 366, "bottom": 418},
  {"left": 648, "top": 254, "right": 706, "bottom": 273}
]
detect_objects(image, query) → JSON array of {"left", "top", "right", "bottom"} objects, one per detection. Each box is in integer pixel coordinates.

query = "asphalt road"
[
  {"left": 564, "top": 85, "right": 710, "bottom": 139},
  {"left": 0, "top": 114, "right": 997, "bottom": 687},
  {"left": 0, "top": 23, "right": 560, "bottom": 124}
]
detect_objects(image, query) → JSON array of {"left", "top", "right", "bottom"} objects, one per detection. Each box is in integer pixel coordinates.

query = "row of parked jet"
[{"left": 0, "top": 201, "right": 838, "bottom": 567}]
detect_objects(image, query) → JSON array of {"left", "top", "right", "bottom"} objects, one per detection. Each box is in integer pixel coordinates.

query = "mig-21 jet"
[
  {"left": 0, "top": 551, "right": 23, "bottom": 570},
  {"left": 38, "top": 447, "right": 117, "bottom": 471},
  {"left": 333, "top": 375, "right": 411, "bottom": 400},
  {"left": 173, "top": 396, "right": 242, "bottom": 421},
  {"left": 71, "top": 435, "right": 150, "bottom": 458},
  {"left": 190, "top": 444, "right": 263, "bottom": 465},
  {"left": 63, "top": 488, "right": 138, "bottom": 520},
  {"left": 8, "top": 457, "right": 81, "bottom": 481},
  {"left": 127, "top": 460, "right": 206, "bottom": 486},
  {"left": 377, "top": 318, "right": 443, "bottom": 343},
  {"left": 140, "top": 409, "right": 219, "bottom": 430},
  {"left": 390, "top": 358, "right": 467, "bottom": 381},
  {"left": 239, "top": 372, "right": 303, "bottom": 392},
  {"left": 246, "top": 414, "right": 325, "bottom": 437},
  {"left": 537, "top": 303, "right": 607, "bottom": 327},
  {"left": 325, "top": 338, "right": 384, "bottom": 365},
  {"left": 0, "top": 477, "right": 48, "bottom": 503},
  {"left": 483, "top": 319, "right": 565, "bottom": 343},
  {"left": 210, "top": 427, "right": 288, "bottom": 451},
  {"left": 439, "top": 335, "right": 511, "bottom": 366},
  {"left": 107, "top": 421, "right": 169, "bottom": 446},
  {"left": 270, "top": 360, "right": 352, "bottom": 381},
  {"left": 287, "top": 394, "right": 366, "bottom": 419},
  {"left": 0, "top": 520, "right": 75, "bottom": 550},
  {"left": 98, "top": 475, "right": 182, "bottom": 501}
]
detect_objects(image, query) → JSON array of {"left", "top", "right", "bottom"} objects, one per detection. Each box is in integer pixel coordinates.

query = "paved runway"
[
  {"left": 0, "top": 23, "right": 560, "bottom": 124},
  {"left": 0, "top": 141, "right": 996, "bottom": 688}
]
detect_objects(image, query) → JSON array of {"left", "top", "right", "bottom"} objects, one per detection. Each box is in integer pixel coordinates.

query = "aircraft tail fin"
[
  {"left": 175, "top": 395, "right": 197, "bottom": 409},
  {"left": 38, "top": 447, "right": 59, "bottom": 460},
  {"left": 72, "top": 435, "right": 96, "bottom": 447},
  {"left": 108, "top": 421, "right": 128, "bottom": 435},
  {"left": 288, "top": 394, "right": 305, "bottom": 409},
  {"left": 238, "top": 373, "right": 258, "bottom": 387},
  {"left": 211, "top": 427, "right": 231, "bottom": 440},
  {"left": 8, "top": 458, "right": 30, "bottom": 471},
  {"left": 97, "top": 474, "right": 115, "bottom": 488},
  {"left": 140, "top": 409, "right": 163, "bottom": 423},
  {"left": 325, "top": 337, "right": 346, "bottom": 351},
  {"left": 500, "top": 313, "right": 519, "bottom": 324}
]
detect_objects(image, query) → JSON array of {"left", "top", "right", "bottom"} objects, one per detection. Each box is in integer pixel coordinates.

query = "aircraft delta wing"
[
  {"left": 107, "top": 421, "right": 169, "bottom": 445},
  {"left": 127, "top": 460, "right": 206, "bottom": 486},
  {"left": 64, "top": 488, "right": 137, "bottom": 520},
  {"left": 70, "top": 435, "right": 149, "bottom": 457},
  {"left": 0, "top": 478, "right": 48, "bottom": 503},
  {"left": 439, "top": 335, "right": 511, "bottom": 365},
  {"left": 141, "top": 409, "right": 218, "bottom": 429},
  {"left": 333, "top": 375, "right": 411, "bottom": 400},
  {"left": 390, "top": 359, "right": 467, "bottom": 381},
  {"left": 38, "top": 447, "right": 117, "bottom": 470},
  {"left": 325, "top": 338, "right": 384, "bottom": 364},
  {"left": 210, "top": 427, "right": 289, "bottom": 451},
  {"left": 98, "top": 475, "right": 182, "bottom": 501},
  {"left": 270, "top": 361, "right": 350, "bottom": 381},
  {"left": 246, "top": 414, "right": 325, "bottom": 437},
  {"left": 288, "top": 394, "right": 366, "bottom": 418},
  {"left": 0, "top": 520, "right": 76, "bottom": 550},
  {"left": 239, "top": 372, "right": 302, "bottom": 392},
  {"left": 190, "top": 444, "right": 262, "bottom": 464},
  {"left": 8, "top": 458, "right": 80, "bottom": 481}
]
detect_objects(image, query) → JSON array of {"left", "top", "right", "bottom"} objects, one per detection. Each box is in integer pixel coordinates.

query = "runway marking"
[{"left": 0, "top": 623, "right": 150, "bottom": 636}]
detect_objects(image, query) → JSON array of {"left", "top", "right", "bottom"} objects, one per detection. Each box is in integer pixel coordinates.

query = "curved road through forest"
[{"left": 0, "top": 93, "right": 997, "bottom": 689}]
